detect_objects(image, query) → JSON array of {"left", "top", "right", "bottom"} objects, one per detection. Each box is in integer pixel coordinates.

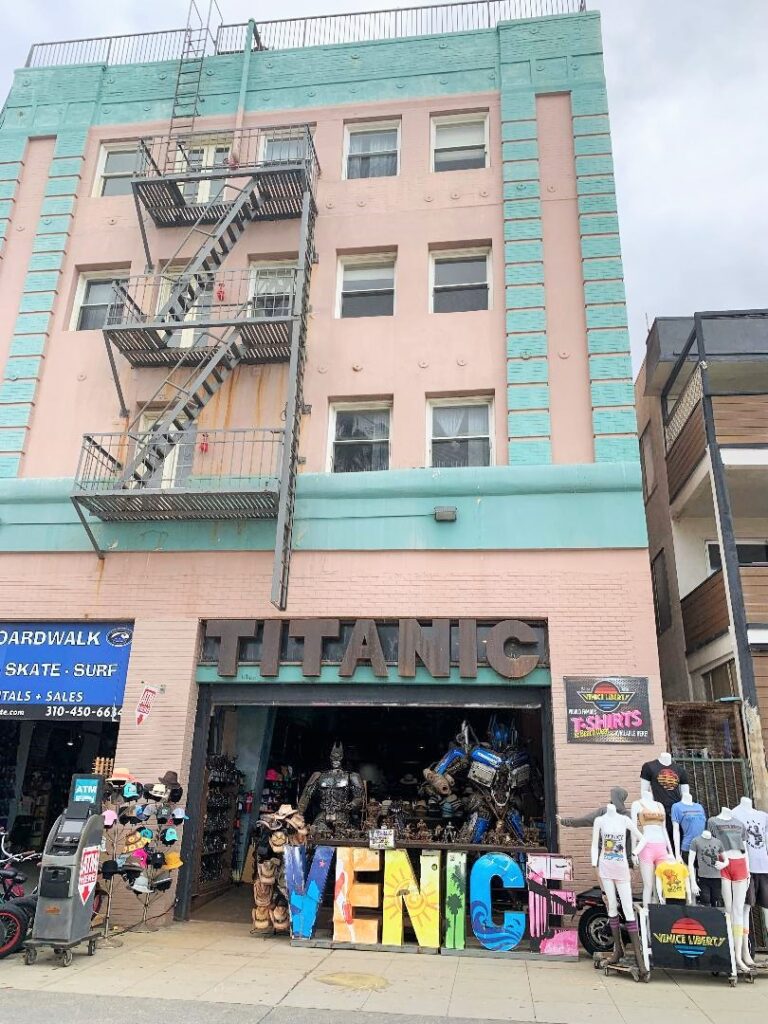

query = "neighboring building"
[
  {"left": 0, "top": 0, "right": 661, "bottom": 922},
  {"left": 636, "top": 311, "right": 768, "bottom": 809}
]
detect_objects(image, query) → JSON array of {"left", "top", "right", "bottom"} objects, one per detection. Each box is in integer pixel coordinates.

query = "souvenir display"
[
  {"left": 297, "top": 742, "right": 364, "bottom": 834},
  {"left": 250, "top": 804, "right": 307, "bottom": 936}
]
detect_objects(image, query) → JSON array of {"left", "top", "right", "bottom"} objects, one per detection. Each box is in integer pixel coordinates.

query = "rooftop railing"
[{"left": 27, "top": 0, "right": 585, "bottom": 68}]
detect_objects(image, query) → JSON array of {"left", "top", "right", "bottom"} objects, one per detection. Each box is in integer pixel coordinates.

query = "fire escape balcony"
[
  {"left": 73, "top": 428, "right": 283, "bottom": 522},
  {"left": 133, "top": 124, "right": 318, "bottom": 226},
  {"left": 105, "top": 267, "right": 299, "bottom": 367}
]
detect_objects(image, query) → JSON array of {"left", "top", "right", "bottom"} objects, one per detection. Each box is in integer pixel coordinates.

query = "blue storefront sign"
[{"left": 0, "top": 622, "right": 133, "bottom": 720}]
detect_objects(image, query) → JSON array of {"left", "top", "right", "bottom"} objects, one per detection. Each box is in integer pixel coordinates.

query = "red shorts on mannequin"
[{"left": 719, "top": 856, "right": 749, "bottom": 883}]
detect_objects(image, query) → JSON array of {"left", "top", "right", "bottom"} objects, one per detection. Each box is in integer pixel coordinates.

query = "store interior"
[
  {"left": 0, "top": 721, "right": 118, "bottom": 849},
  {"left": 191, "top": 702, "right": 547, "bottom": 923}
]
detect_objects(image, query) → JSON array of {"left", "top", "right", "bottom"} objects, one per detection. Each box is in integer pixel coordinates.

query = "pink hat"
[
  {"left": 103, "top": 810, "right": 118, "bottom": 827},
  {"left": 265, "top": 769, "right": 280, "bottom": 781},
  {"left": 132, "top": 848, "right": 149, "bottom": 868}
]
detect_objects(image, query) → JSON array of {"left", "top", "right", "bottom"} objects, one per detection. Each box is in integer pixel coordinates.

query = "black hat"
[
  {"left": 101, "top": 859, "right": 120, "bottom": 879},
  {"left": 153, "top": 874, "right": 172, "bottom": 892},
  {"left": 148, "top": 850, "right": 166, "bottom": 869},
  {"left": 159, "top": 771, "right": 180, "bottom": 787},
  {"left": 168, "top": 785, "right": 184, "bottom": 803}
]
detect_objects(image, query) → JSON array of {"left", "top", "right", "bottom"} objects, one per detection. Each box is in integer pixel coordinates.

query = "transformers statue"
[
  {"left": 298, "top": 741, "right": 365, "bottom": 835},
  {"left": 422, "top": 717, "right": 542, "bottom": 843}
]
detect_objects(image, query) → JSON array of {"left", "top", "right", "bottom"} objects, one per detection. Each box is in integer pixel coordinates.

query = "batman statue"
[{"left": 298, "top": 741, "right": 365, "bottom": 835}]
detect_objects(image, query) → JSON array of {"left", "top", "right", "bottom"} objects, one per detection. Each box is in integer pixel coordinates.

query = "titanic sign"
[{"left": 201, "top": 618, "right": 549, "bottom": 682}]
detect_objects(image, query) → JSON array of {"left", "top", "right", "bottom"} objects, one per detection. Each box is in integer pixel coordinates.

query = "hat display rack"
[{"left": 101, "top": 769, "right": 189, "bottom": 935}]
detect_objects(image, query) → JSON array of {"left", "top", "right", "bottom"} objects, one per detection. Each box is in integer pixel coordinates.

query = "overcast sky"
[{"left": 1, "top": 0, "right": 766, "bottom": 370}]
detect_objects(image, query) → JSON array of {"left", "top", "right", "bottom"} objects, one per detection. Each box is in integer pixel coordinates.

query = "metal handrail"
[{"left": 26, "top": 29, "right": 191, "bottom": 68}]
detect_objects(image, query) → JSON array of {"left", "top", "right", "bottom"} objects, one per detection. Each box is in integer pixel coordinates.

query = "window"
[
  {"left": 250, "top": 262, "right": 295, "bottom": 318},
  {"left": 702, "top": 659, "right": 737, "bottom": 701},
  {"left": 431, "top": 250, "right": 490, "bottom": 313},
  {"left": 137, "top": 412, "right": 195, "bottom": 489},
  {"left": 338, "top": 257, "right": 395, "bottom": 318},
  {"left": 651, "top": 550, "right": 672, "bottom": 635},
  {"left": 263, "top": 130, "right": 307, "bottom": 163},
  {"left": 330, "top": 405, "right": 390, "bottom": 473},
  {"left": 96, "top": 146, "right": 136, "bottom": 197},
  {"left": 429, "top": 400, "right": 492, "bottom": 468},
  {"left": 708, "top": 541, "right": 768, "bottom": 573},
  {"left": 156, "top": 269, "right": 214, "bottom": 349},
  {"left": 74, "top": 275, "right": 128, "bottom": 331},
  {"left": 344, "top": 122, "right": 399, "bottom": 179},
  {"left": 432, "top": 114, "right": 488, "bottom": 172},
  {"left": 177, "top": 143, "right": 230, "bottom": 204},
  {"left": 639, "top": 427, "right": 656, "bottom": 501}
]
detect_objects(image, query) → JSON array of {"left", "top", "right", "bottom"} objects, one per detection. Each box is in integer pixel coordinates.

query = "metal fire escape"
[{"left": 72, "top": 8, "right": 317, "bottom": 610}]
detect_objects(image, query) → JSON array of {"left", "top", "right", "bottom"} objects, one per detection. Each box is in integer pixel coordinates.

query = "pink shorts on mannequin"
[
  {"left": 599, "top": 858, "right": 631, "bottom": 883},
  {"left": 638, "top": 841, "right": 668, "bottom": 866}
]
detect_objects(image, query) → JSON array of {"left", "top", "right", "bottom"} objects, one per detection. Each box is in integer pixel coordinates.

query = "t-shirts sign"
[
  {"left": 78, "top": 845, "right": 100, "bottom": 905},
  {"left": 564, "top": 677, "right": 653, "bottom": 744},
  {"left": 640, "top": 759, "right": 688, "bottom": 810}
]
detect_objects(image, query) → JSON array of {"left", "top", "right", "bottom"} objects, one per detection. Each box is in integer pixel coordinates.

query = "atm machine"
[{"left": 25, "top": 774, "right": 104, "bottom": 966}]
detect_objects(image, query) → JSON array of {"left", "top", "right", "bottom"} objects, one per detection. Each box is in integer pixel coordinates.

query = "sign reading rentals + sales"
[
  {"left": 0, "top": 623, "right": 133, "bottom": 721},
  {"left": 649, "top": 905, "right": 733, "bottom": 975},
  {"left": 564, "top": 676, "right": 653, "bottom": 744}
]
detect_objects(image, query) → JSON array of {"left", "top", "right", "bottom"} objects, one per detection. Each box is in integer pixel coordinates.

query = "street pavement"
[{"left": 0, "top": 919, "right": 767, "bottom": 1023}]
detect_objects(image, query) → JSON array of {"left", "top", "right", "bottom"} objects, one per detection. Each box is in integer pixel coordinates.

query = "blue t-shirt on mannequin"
[{"left": 671, "top": 799, "right": 706, "bottom": 852}]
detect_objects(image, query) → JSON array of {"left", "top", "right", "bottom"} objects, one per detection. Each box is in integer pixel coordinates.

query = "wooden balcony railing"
[
  {"left": 681, "top": 569, "right": 730, "bottom": 653},
  {"left": 741, "top": 566, "right": 768, "bottom": 625},
  {"left": 713, "top": 396, "right": 768, "bottom": 447},
  {"left": 666, "top": 400, "right": 706, "bottom": 502}
]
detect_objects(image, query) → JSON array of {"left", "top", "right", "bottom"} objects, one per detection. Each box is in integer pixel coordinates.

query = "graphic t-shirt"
[
  {"left": 689, "top": 835, "right": 725, "bottom": 879},
  {"left": 731, "top": 805, "right": 768, "bottom": 874},
  {"left": 706, "top": 816, "right": 746, "bottom": 853},
  {"left": 641, "top": 759, "right": 689, "bottom": 810},
  {"left": 655, "top": 861, "right": 689, "bottom": 900},
  {"left": 671, "top": 801, "right": 707, "bottom": 851},
  {"left": 598, "top": 816, "right": 632, "bottom": 869}
]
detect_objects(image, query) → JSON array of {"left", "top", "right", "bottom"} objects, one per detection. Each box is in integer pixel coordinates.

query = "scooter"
[{"left": 575, "top": 885, "right": 640, "bottom": 956}]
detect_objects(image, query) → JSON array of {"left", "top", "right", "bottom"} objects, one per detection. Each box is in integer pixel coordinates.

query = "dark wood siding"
[
  {"left": 681, "top": 570, "right": 730, "bottom": 653},
  {"left": 742, "top": 567, "right": 768, "bottom": 624},
  {"left": 666, "top": 401, "right": 706, "bottom": 501},
  {"left": 713, "top": 396, "right": 768, "bottom": 446}
]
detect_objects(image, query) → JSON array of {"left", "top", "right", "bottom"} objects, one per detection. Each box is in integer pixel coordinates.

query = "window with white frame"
[
  {"left": 74, "top": 274, "right": 128, "bottom": 330},
  {"left": 263, "top": 130, "right": 308, "bottom": 163},
  {"left": 136, "top": 411, "right": 195, "bottom": 489},
  {"left": 338, "top": 257, "right": 395, "bottom": 318},
  {"left": 250, "top": 261, "right": 295, "bottom": 319},
  {"left": 330, "top": 404, "right": 391, "bottom": 473},
  {"left": 344, "top": 122, "right": 399, "bottom": 179},
  {"left": 156, "top": 269, "right": 214, "bottom": 349},
  {"left": 707, "top": 540, "right": 768, "bottom": 573},
  {"left": 432, "top": 114, "right": 488, "bottom": 172},
  {"left": 176, "top": 142, "right": 231, "bottom": 204},
  {"left": 96, "top": 145, "right": 137, "bottom": 197},
  {"left": 431, "top": 249, "right": 490, "bottom": 313},
  {"left": 429, "top": 400, "right": 492, "bottom": 468}
]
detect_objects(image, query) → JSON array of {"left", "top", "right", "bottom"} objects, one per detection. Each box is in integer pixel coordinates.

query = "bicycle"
[{"left": 0, "top": 830, "right": 41, "bottom": 959}]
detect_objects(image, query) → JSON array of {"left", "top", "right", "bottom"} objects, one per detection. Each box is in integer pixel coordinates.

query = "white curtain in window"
[{"left": 433, "top": 404, "right": 488, "bottom": 439}]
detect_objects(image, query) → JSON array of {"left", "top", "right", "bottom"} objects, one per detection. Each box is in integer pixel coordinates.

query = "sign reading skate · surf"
[{"left": 564, "top": 676, "right": 653, "bottom": 745}]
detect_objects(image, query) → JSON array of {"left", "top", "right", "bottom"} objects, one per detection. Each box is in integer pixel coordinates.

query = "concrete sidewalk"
[{"left": 0, "top": 920, "right": 766, "bottom": 1023}]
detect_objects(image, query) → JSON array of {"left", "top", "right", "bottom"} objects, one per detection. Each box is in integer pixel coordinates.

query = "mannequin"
[
  {"left": 671, "top": 790, "right": 706, "bottom": 860},
  {"left": 632, "top": 791, "right": 675, "bottom": 906},
  {"left": 731, "top": 796, "right": 768, "bottom": 917},
  {"left": 591, "top": 803, "right": 646, "bottom": 972},
  {"left": 688, "top": 829, "right": 724, "bottom": 907},
  {"left": 640, "top": 752, "right": 690, "bottom": 842},
  {"left": 654, "top": 857, "right": 692, "bottom": 904},
  {"left": 559, "top": 787, "right": 629, "bottom": 828},
  {"left": 708, "top": 807, "right": 754, "bottom": 972}
]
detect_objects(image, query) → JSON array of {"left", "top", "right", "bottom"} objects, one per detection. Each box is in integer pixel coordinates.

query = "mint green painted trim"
[
  {"left": 587, "top": 328, "right": 631, "bottom": 354},
  {"left": 577, "top": 175, "right": 615, "bottom": 195},
  {"left": 503, "top": 159, "right": 539, "bottom": 182},
  {"left": 573, "top": 134, "right": 611, "bottom": 157},
  {"left": 196, "top": 662, "right": 552, "bottom": 688},
  {"left": 582, "top": 258, "right": 623, "bottom": 281},
  {"left": 0, "top": 380, "right": 35, "bottom": 403},
  {"left": 578, "top": 193, "right": 617, "bottom": 215},
  {"left": 503, "top": 181, "right": 540, "bottom": 200},
  {"left": 591, "top": 382, "right": 634, "bottom": 407},
  {"left": 507, "top": 332, "right": 547, "bottom": 358},
  {"left": 14, "top": 312, "right": 51, "bottom": 335},
  {"left": 0, "top": 138, "right": 27, "bottom": 162},
  {"left": 0, "top": 163, "right": 22, "bottom": 182},
  {"left": 505, "top": 263, "right": 544, "bottom": 285},
  {"left": 40, "top": 196, "right": 75, "bottom": 217},
  {"left": 585, "top": 304, "right": 627, "bottom": 329},
  {"left": 504, "top": 218, "right": 542, "bottom": 242},
  {"left": 53, "top": 132, "right": 89, "bottom": 157},
  {"left": 575, "top": 155, "right": 614, "bottom": 176},
  {"left": 31, "top": 234, "right": 68, "bottom": 254},
  {"left": 573, "top": 115, "right": 610, "bottom": 135},
  {"left": 0, "top": 405, "right": 31, "bottom": 427},
  {"left": 0, "top": 428, "right": 26, "bottom": 452},
  {"left": 507, "top": 358, "right": 547, "bottom": 383},
  {"left": 589, "top": 354, "right": 632, "bottom": 380},
  {"left": 581, "top": 236, "right": 621, "bottom": 258},
  {"left": 4, "top": 356, "right": 42, "bottom": 380},
  {"left": 508, "top": 411, "right": 550, "bottom": 437},
  {"left": 505, "top": 284, "right": 545, "bottom": 308},
  {"left": 48, "top": 158, "right": 82, "bottom": 178},
  {"left": 584, "top": 280, "right": 626, "bottom": 304},
  {"left": 507, "top": 384, "right": 549, "bottom": 410},
  {"left": 500, "top": 94, "right": 537, "bottom": 121},
  {"left": 502, "top": 140, "right": 538, "bottom": 161},
  {"left": 28, "top": 252, "right": 65, "bottom": 272},
  {"left": 0, "top": 455, "right": 21, "bottom": 478},
  {"left": 9, "top": 335, "right": 46, "bottom": 357},
  {"left": 593, "top": 408, "right": 637, "bottom": 435},
  {"left": 506, "top": 308, "right": 546, "bottom": 332},
  {"left": 571, "top": 87, "right": 608, "bottom": 116},
  {"left": 595, "top": 437, "right": 640, "bottom": 463},
  {"left": 23, "top": 272, "right": 59, "bottom": 294},
  {"left": 37, "top": 215, "right": 72, "bottom": 235},
  {"left": 19, "top": 292, "right": 56, "bottom": 314},
  {"left": 579, "top": 213, "right": 619, "bottom": 236},
  {"left": 503, "top": 198, "right": 542, "bottom": 220},
  {"left": 505, "top": 240, "right": 544, "bottom": 263},
  {"left": 502, "top": 120, "right": 537, "bottom": 142},
  {"left": 0, "top": 182, "right": 17, "bottom": 200},
  {"left": 0, "top": 464, "right": 651, "bottom": 553},
  {"left": 44, "top": 177, "right": 80, "bottom": 197},
  {"left": 0, "top": 200, "right": 13, "bottom": 219},
  {"left": 508, "top": 439, "right": 552, "bottom": 465}
]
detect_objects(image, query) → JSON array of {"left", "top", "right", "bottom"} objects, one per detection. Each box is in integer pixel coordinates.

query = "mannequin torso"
[
  {"left": 640, "top": 751, "right": 690, "bottom": 812},
  {"left": 671, "top": 793, "right": 706, "bottom": 858},
  {"left": 731, "top": 797, "right": 768, "bottom": 874}
]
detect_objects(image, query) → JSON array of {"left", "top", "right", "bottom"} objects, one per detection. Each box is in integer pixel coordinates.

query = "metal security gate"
[{"left": 677, "top": 757, "right": 751, "bottom": 817}]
